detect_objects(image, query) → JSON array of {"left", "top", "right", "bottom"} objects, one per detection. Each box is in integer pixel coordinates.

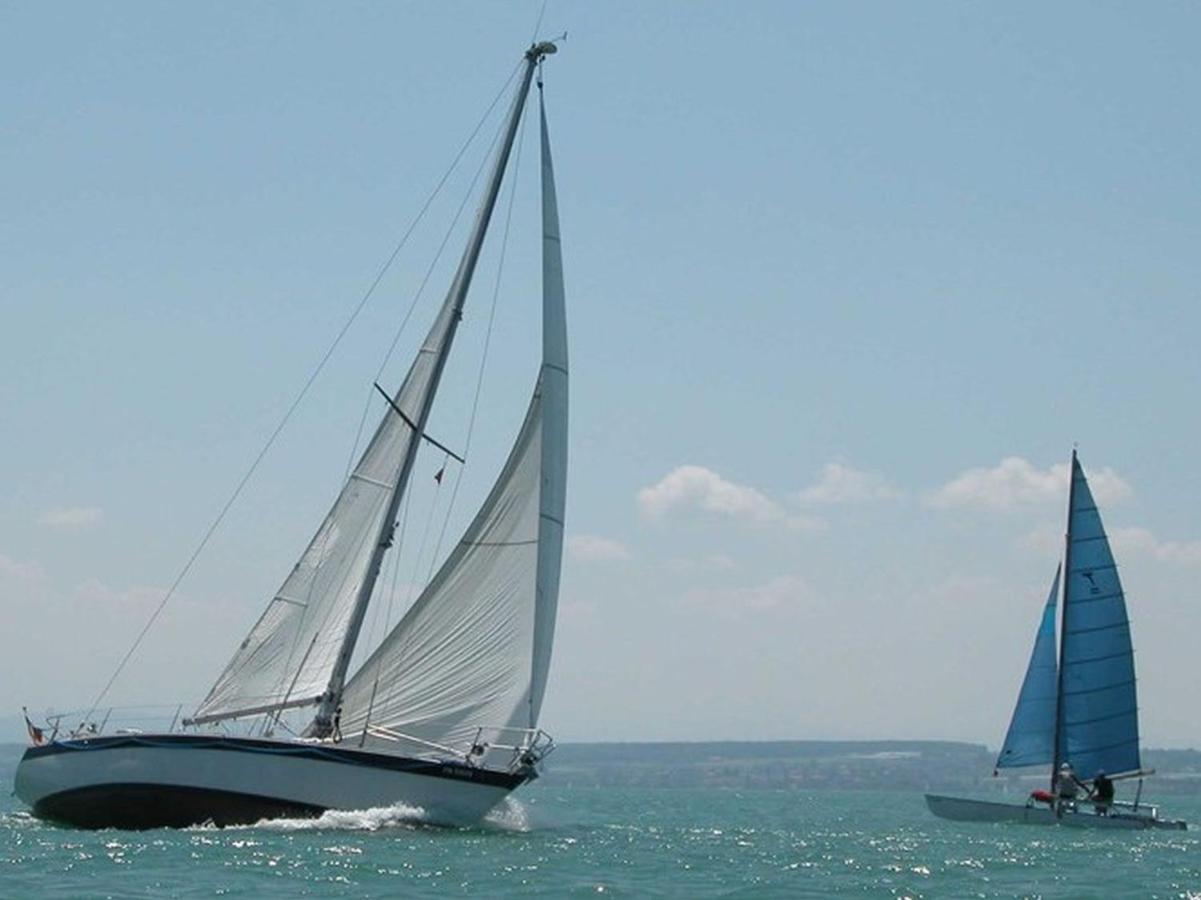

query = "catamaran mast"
[
  {"left": 310, "top": 42, "right": 558, "bottom": 736},
  {"left": 1051, "top": 448, "right": 1078, "bottom": 785}
]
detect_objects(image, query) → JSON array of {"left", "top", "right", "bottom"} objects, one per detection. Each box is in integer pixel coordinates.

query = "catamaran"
[
  {"left": 15, "top": 40, "right": 568, "bottom": 829},
  {"left": 926, "top": 451, "right": 1185, "bottom": 830}
]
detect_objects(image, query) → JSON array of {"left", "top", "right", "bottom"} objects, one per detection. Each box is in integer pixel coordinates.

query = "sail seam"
[
  {"left": 274, "top": 595, "right": 309, "bottom": 609},
  {"left": 462, "top": 539, "right": 540, "bottom": 547},
  {"left": 542, "top": 362, "right": 568, "bottom": 376},
  {"left": 1064, "top": 590, "right": 1123, "bottom": 606},
  {"left": 1062, "top": 712, "right": 1136, "bottom": 730},
  {"left": 540, "top": 512, "right": 564, "bottom": 527},
  {"left": 1068, "top": 563, "right": 1118, "bottom": 574},
  {"left": 1066, "top": 620, "right": 1130, "bottom": 637},
  {"left": 1062, "top": 648, "right": 1133, "bottom": 666},
  {"left": 1064, "top": 736, "right": 1140, "bottom": 755},
  {"left": 1062, "top": 678, "right": 1136, "bottom": 699},
  {"left": 349, "top": 472, "right": 394, "bottom": 491}
]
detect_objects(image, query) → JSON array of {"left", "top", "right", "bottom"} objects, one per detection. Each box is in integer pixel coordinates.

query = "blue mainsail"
[
  {"left": 996, "top": 565, "right": 1060, "bottom": 770},
  {"left": 1056, "top": 453, "right": 1141, "bottom": 778}
]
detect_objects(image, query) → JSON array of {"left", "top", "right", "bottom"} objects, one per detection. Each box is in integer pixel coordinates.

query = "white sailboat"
[
  {"left": 15, "top": 40, "right": 568, "bottom": 829},
  {"left": 926, "top": 451, "right": 1185, "bottom": 830}
]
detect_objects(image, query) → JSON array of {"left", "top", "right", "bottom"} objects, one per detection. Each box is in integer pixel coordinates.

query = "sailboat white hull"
[
  {"left": 925, "top": 794, "right": 1186, "bottom": 830},
  {"left": 15, "top": 734, "right": 526, "bottom": 829}
]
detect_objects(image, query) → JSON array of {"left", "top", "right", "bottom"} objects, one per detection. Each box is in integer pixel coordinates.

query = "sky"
[{"left": 2, "top": 2, "right": 1200, "bottom": 750}]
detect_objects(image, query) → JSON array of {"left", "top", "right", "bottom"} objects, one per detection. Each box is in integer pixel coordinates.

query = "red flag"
[{"left": 434, "top": 466, "right": 445, "bottom": 484}]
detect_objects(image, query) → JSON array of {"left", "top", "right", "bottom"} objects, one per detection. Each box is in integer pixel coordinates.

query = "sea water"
[{"left": 3, "top": 747, "right": 1200, "bottom": 898}]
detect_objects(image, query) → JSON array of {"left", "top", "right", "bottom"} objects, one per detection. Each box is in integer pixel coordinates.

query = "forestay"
[
  {"left": 995, "top": 565, "right": 1059, "bottom": 770},
  {"left": 339, "top": 92, "right": 567, "bottom": 750},
  {"left": 1057, "top": 454, "right": 1141, "bottom": 779}
]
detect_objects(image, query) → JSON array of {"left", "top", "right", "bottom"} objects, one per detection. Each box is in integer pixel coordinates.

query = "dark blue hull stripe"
[{"left": 34, "top": 782, "right": 327, "bottom": 830}]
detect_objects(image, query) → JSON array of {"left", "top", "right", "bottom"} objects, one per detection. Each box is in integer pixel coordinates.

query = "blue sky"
[{"left": 2, "top": 2, "right": 1200, "bottom": 748}]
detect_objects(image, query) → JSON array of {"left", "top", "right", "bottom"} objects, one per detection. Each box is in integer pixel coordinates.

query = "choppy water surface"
[{"left": 4, "top": 764, "right": 1201, "bottom": 897}]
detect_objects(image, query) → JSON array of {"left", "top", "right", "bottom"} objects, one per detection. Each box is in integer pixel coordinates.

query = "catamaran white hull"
[
  {"left": 925, "top": 794, "right": 1186, "bottom": 830},
  {"left": 15, "top": 734, "right": 527, "bottom": 830}
]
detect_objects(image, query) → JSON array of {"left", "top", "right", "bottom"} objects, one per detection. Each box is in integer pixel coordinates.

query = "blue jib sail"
[
  {"left": 1057, "top": 453, "right": 1141, "bottom": 778},
  {"left": 996, "top": 566, "right": 1060, "bottom": 769}
]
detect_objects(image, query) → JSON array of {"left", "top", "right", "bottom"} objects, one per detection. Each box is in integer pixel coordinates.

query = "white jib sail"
[
  {"left": 190, "top": 298, "right": 458, "bottom": 725},
  {"left": 339, "top": 93, "right": 567, "bottom": 751}
]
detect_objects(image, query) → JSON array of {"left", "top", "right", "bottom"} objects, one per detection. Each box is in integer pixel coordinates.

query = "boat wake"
[
  {"left": 187, "top": 801, "right": 430, "bottom": 833},
  {"left": 258, "top": 802, "right": 430, "bottom": 832},
  {"left": 0, "top": 811, "right": 37, "bottom": 830},
  {"left": 481, "top": 796, "right": 533, "bottom": 832},
  {"left": 245, "top": 797, "right": 535, "bottom": 834}
]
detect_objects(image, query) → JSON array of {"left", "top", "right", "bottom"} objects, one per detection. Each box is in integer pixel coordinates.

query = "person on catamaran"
[
  {"left": 1056, "top": 763, "right": 1081, "bottom": 811},
  {"left": 1092, "top": 770, "right": 1115, "bottom": 815}
]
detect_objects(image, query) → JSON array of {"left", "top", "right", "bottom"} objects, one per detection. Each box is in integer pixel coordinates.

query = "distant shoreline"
[{"left": 4, "top": 739, "right": 1199, "bottom": 793}]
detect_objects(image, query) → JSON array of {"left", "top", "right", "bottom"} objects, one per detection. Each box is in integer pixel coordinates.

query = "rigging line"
[
  {"left": 352, "top": 63, "right": 540, "bottom": 730},
  {"left": 343, "top": 107, "right": 517, "bottom": 693},
  {"left": 364, "top": 449, "right": 447, "bottom": 731},
  {"left": 358, "top": 449, "right": 448, "bottom": 727},
  {"left": 405, "top": 451, "right": 449, "bottom": 622},
  {"left": 333, "top": 118, "right": 512, "bottom": 718},
  {"left": 343, "top": 99, "right": 514, "bottom": 479},
  {"left": 429, "top": 85, "right": 532, "bottom": 578},
  {"left": 83, "top": 62, "right": 523, "bottom": 722},
  {"left": 359, "top": 479, "right": 410, "bottom": 735},
  {"left": 368, "top": 488, "right": 409, "bottom": 666},
  {"left": 359, "top": 560, "right": 386, "bottom": 672},
  {"left": 390, "top": 477, "right": 414, "bottom": 638},
  {"left": 530, "top": 0, "right": 550, "bottom": 44}
]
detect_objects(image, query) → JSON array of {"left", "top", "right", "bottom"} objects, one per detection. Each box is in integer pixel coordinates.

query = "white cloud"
[
  {"left": 38, "top": 506, "right": 104, "bottom": 529},
  {"left": 1019, "top": 524, "right": 1201, "bottom": 567},
  {"left": 1019, "top": 523, "right": 1063, "bottom": 556},
  {"left": 664, "top": 553, "right": 738, "bottom": 575},
  {"left": 1110, "top": 527, "right": 1201, "bottom": 566},
  {"left": 73, "top": 578, "right": 167, "bottom": 611},
  {"left": 0, "top": 553, "right": 43, "bottom": 582},
  {"left": 638, "top": 465, "right": 823, "bottom": 531},
  {"left": 929, "top": 457, "right": 1131, "bottom": 511},
  {"left": 797, "top": 462, "right": 901, "bottom": 505},
  {"left": 567, "top": 534, "right": 632, "bottom": 562},
  {"left": 639, "top": 465, "right": 779, "bottom": 521},
  {"left": 678, "top": 575, "right": 817, "bottom": 618}
]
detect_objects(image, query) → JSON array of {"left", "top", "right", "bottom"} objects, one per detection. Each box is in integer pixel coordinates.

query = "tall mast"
[
  {"left": 310, "top": 43, "right": 557, "bottom": 735},
  {"left": 1051, "top": 448, "right": 1077, "bottom": 784}
]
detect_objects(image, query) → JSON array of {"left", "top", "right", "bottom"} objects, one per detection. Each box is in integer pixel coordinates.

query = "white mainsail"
[
  {"left": 189, "top": 54, "right": 546, "bottom": 729},
  {"left": 339, "top": 89, "right": 567, "bottom": 749},
  {"left": 189, "top": 298, "right": 456, "bottom": 725}
]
